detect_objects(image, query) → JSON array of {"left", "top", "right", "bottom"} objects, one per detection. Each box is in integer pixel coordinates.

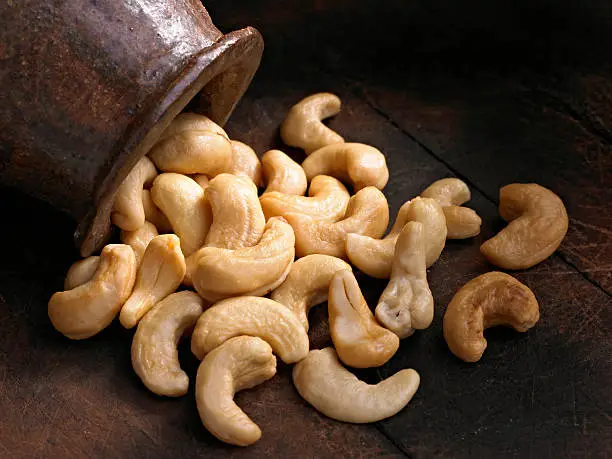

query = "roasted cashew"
[
  {"left": 329, "top": 271, "right": 399, "bottom": 368},
  {"left": 64, "top": 256, "right": 100, "bottom": 290},
  {"left": 111, "top": 156, "right": 157, "bottom": 231},
  {"left": 191, "top": 296, "right": 308, "bottom": 364},
  {"left": 443, "top": 271, "right": 540, "bottom": 362},
  {"left": 270, "top": 254, "right": 352, "bottom": 331},
  {"left": 158, "top": 113, "right": 229, "bottom": 141},
  {"left": 280, "top": 92, "right": 344, "bottom": 155},
  {"left": 49, "top": 244, "right": 137, "bottom": 339},
  {"left": 196, "top": 336, "right": 276, "bottom": 446},
  {"left": 285, "top": 186, "right": 389, "bottom": 259},
  {"left": 120, "top": 221, "right": 159, "bottom": 267},
  {"left": 132, "top": 291, "right": 205, "bottom": 397},
  {"left": 142, "top": 190, "right": 172, "bottom": 233},
  {"left": 480, "top": 183, "right": 568, "bottom": 269},
  {"left": 229, "top": 140, "right": 262, "bottom": 186},
  {"left": 301, "top": 143, "right": 389, "bottom": 191},
  {"left": 261, "top": 149, "right": 308, "bottom": 195},
  {"left": 120, "top": 234, "right": 186, "bottom": 329},
  {"left": 191, "top": 174, "right": 210, "bottom": 189},
  {"left": 376, "top": 222, "right": 433, "bottom": 338},
  {"left": 204, "top": 173, "right": 266, "bottom": 249},
  {"left": 293, "top": 347, "right": 420, "bottom": 423},
  {"left": 192, "top": 217, "right": 295, "bottom": 302},
  {"left": 259, "top": 175, "right": 350, "bottom": 222},
  {"left": 150, "top": 173, "right": 212, "bottom": 256}
]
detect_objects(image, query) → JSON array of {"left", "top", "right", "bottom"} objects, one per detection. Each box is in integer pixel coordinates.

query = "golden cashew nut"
[
  {"left": 376, "top": 222, "right": 433, "bottom": 338},
  {"left": 301, "top": 143, "right": 389, "bottom": 191},
  {"left": 158, "top": 113, "right": 229, "bottom": 142},
  {"left": 443, "top": 271, "right": 540, "bottom": 362},
  {"left": 480, "top": 183, "right": 568, "bottom": 269},
  {"left": 120, "top": 221, "right": 159, "bottom": 267},
  {"left": 292, "top": 347, "right": 420, "bottom": 423},
  {"left": 120, "top": 234, "right": 186, "bottom": 329},
  {"left": 196, "top": 336, "right": 277, "bottom": 446},
  {"left": 261, "top": 149, "right": 308, "bottom": 195},
  {"left": 64, "top": 256, "right": 100, "bottom": 290},
  {"left": 49, "top": 244, "right": 137, "bottom": 339},
  {"left": 285, "top": 186, "right": 389, "bottom": 259},
  {"left": 280, "top": 92, "right": 344, "bottom": 155},
  {"left": 229, "top": 140, "right": 262, "bottom": 186},
  {"left": 191, "top": 296, "right": 309, "bottom": 364},
  {"left": 142, "top": 190, "right": 172, "bottom": 233},
  {"left": 191, "top": 174, "right": 210, "bottom": 189},
  {"left": 111, "top": 156, "right": 157, "bottom": 231},
  {"left": 270, "top": 254, "right": 352, "bottom": 331},
  {"left": 329, "top": 271, "right": 399, "bottom": 368},
  {"left": 132, "top": 291, "right": 205, "bottom": 397}
]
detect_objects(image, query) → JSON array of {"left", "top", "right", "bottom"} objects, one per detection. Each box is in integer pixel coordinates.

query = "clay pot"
[{"left": 0, "top": 0, "right": 263, "bottom": 255}]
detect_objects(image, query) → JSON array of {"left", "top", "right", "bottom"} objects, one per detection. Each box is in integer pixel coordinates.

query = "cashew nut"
[
  {"left": 132, "top": 291, "right": 205, "bottom": 397},
  {"left": 111, "top": 156, "right": 157, "bottom": 231},
  {"left": 375, "top": 222, "right": 433, "bottom": 338},
  {"left": 270, "top": 254, "right": 352, "bottom": 331},
  {"left": 120, "top": 221, "right": 159, "bottom": 267},
  {"left": 150, "top": 173, "right": 212, "bottom": 256},
  {"left": 261, "top": 149, "right": 307, "bottom": 195},
  {"left": 480, "top": 183, "right": 568, "bottom": 269},
  {"left": 204, "top": 173, "right": 266, "bottom": 250},
  {"left": 292, "top": 347, "right": 420, "bottom": 423},
  {"left": 328, "top": 271, "right": 399, "bottom": 368},
  {"left": 142, "top": 189, "right": 172, "bottom": 233},
  {"left": 280, "top": 92, "right": 344, "bottom": 155},
  {"left": 259, "top": 175, "right": 350, "bottom": 222},
  {"left": 192, "top": 217, "right": 295, "bottom": 302},
  {"left": 158, "top": 113, "right": 229, "bottom": 142},
  {"left": 301, "top": 143, "right": 389, "bottom": 191},
  {"left": 285, "top": 186, "right": 389, "bottom": 259},
  {"left": 120, "top": 234, "right": 186, "bottom": 329},
  {"left": 443, "top": 271, "right": 540, "bottom": 362},
  {"left": 229, "top": 140, "right": 262, "bottom": 186},
  {"left": 191, "top": 174, "right": 210, "bottom": 189},
  {"left": 64, "top": 256, "right": 100, "bottom": 290},
  {"left": 196, "top": 336, "right": 276, "bottom": 446},
  {"left": 49, "top": 244, "right": 137, "bottom": 339},
  {"left": 191, "top": 296, "right": 309, "bottom": 364}
]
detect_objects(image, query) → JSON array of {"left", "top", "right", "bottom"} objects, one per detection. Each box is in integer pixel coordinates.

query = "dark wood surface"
[{"left": 1, "top": 1, "right": 611, "bottom": 457}]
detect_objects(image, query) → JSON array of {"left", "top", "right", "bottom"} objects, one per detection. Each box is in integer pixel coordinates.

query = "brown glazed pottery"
[{"left": 0, "top": 0, "right": 263, "bottom": 256}]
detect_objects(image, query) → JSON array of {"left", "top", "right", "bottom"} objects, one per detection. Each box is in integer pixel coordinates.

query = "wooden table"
[{"left": 0, "top": 1, "right": 610, "bottom": 457}]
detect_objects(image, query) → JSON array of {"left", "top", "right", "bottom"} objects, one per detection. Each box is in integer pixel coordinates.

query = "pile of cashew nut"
[{"left": 48, "top": 93, "right": 567, "bottom": 446}]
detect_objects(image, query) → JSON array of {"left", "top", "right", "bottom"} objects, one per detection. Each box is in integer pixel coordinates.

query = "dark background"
[{"left": 0, "top": 1, "right": 610, "bottom": 457}]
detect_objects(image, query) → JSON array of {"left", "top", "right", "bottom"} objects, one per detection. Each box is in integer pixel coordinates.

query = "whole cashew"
[
  {"left": 192, "top": 217, "right": 295, "bottom": 302},
  {"left": 142, "top": 190, "right": 172, "bottom": 233},
  {"left": 376, "top": 222, "right": 433, "bottom": 338},
  {"left": 120, "top": 221, "right": 159, "bottom": 267},
  {"left": 270, "top": 254, "right": 352, "bottom": 331},
  {"left": 196, "top": 336, "right": 276, "bottom": 446},
  {"left": 158, "top": 113, "right": 229, "bottom": 142},
  {"left": 480, "top": 183, "right": 568, "bottom": 269},
  {"left": 280, "top": 92, "right": 344, "bottom": 155},
  {"left": 64, "top": 256, "right": 100, "bottom": 290},
  {"left": 204, "top": 173, "right": 266, "bottom": 250},
  {"left": 132, "top": 291, "right": 205, "bottom": 397},
  {"left": 120, "top": 234, "right": 186, "bottom": 329},
  {"left": 111, "top": 156, "right": 157, "bottom": 231},
  {"left": 229, "top": 140, "right": 263, "bottom": 186},
  {"left": 191, "top": 296, "right": 309, "bottom": 364},
  {"left": 259, "top": 175, "right": 350, "bottom": 222},
  {"left": 328, "top": 271, "right": 399, "bottom": 368},
  {"left": 285, "top": 186, "right": 389, "bottom": 259},
  {"left": 261, "top": 149, "right": 308, "bottom": 195},
  {"left": 443, "top": 271, "right": 540, "bottom": 362},
  {"left": 293, "top": 347, "right": 420, "bottom": 423},
  {"left": 150, "top": 173, "right": 212, "bottom": 256},
  {"left": 49, "top": 244, "right": 137, "bottom": 339},
  {"left": 191, "top": 174, "right": 210, "bottom": 189},
  {"left": 301, "top": 143, "right": 389, "bottom": 191}
]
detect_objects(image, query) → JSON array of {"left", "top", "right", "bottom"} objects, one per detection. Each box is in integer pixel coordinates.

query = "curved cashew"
[
  {"left": 142, "top": 190, "right": 172, "bottom": 233},
  {"left": 229, "top": 140, "right": 262, "bottom": 186},
  {"left": 443, "top": 271, "right": 540, "bottom": 362},
  {"left": 120, "top": 234, "right": 186, "bottom": 329},
  {"left": 329, "top": 271, "right": 399, "bottom": 368},
  {"left": 49, "top": 244, "right": 136, "bottom": 339},
  {"left": 120, "top": 221, "right": 159, "bottom": 267},
  {"left": 150, "top": 173, "right": 212, "bottom": 256},
  {"left": 191, "top": 174, "right": 210, "bottom": 189},
  {"left": 191, "top": 296, "right": 308, "bottom": 364},
  {"left": 375, "top": 222, "right": 433, "bottom": 338},
  {"left": 259, "top": 175, "right": 350, "bottom": 222},
  {"left": 292, "top": 347, "right": 420, "bottom": 423},
  {"left": 480, "top": 183, "right": 568, "bottom": 269},
  {"left": 159, "top": 113, "right": 229, "bottom": 142},
  {"left": 285, "top": 186, "right": 389, "bottom": 259},
  {"left": 64, "top": 256, "right": 100, "bottom": 290},
  {"left": 196, "top": 336, "right": 276, "bottom": 446},
  {"left": 261, "top": 149, "right": 307, "bottom": 195},
  {"left": 132, "top": 291, "right": 205, "bottom": 397},
  {"left": 111, "top": 156, "right": 157, "bottom": 231},
  {"left": 204, "top": 173, "right": 266, "bottom": 250},
  {"left": 192, "top": 217, "right": 295, "bottom": 302},
  {"left": 301, "top": 143, "right": 389, "bottom": 191},
  {"left": 280, "top": 92, "right": 344, "bottom": 155},
  {"left": 270, "top": 254, "right": 351, "bottom": 331}
]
